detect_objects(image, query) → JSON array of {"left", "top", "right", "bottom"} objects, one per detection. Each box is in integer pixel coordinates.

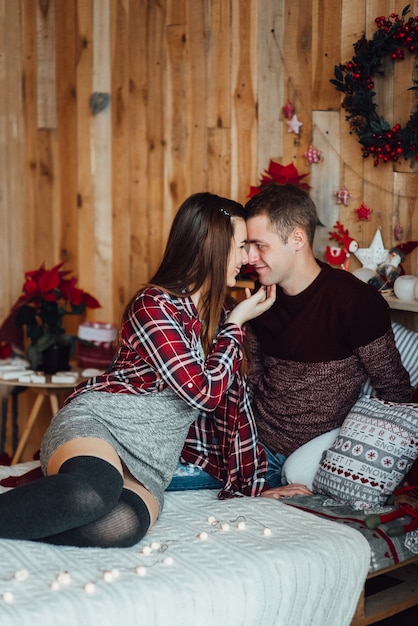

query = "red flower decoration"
[
  {"left": 355, "top": 202, "right": 373, "bottom": 221},
  {"left": 249, "top": 161, "right": 310, "bottom": 198},
  {"left": 282, "top": 100, "right": 295, "bottom": 120}
]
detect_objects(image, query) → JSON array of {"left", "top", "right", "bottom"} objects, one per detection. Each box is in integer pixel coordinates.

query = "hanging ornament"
[
  {"left": 282, "top": 100, "right": 295, "bottom": 120},
  {"left": 394, "top": 204, "right": 404, "bottom": 241},
  {"left": 354, "top": 228, "right": 388, "bottom": 270},
  {"left": 394, "top": 220, "right": 404, "bottom": 241},
  {"left": 325, "top": 221, "right": 358, "bottom": 271},
  {"left": 286, "top": 114, "right": 303, "bottom": 134},
  {"left": 335, "top": 186, "right": 352, "bottom": 206},
  {"left": 354, "top": 202, "right": 373, "bottom": 221},
  {"left": 304, "top": 145, "right": 321, "bottom": 164}
]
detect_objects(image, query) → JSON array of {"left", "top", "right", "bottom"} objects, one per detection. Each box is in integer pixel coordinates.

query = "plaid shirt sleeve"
[
  {"left": 123, "top": 290, "right": 246, "bottom": 411},
  {"left": 181, "top": 369, "right": 267, "bottom": 498}
]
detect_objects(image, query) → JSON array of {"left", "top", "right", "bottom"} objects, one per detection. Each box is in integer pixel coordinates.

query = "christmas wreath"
[{"left": 331, "top": 4, "right": 418, "bottom": 166}]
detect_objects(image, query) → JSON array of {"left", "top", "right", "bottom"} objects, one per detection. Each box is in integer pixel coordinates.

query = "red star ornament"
[
  {"left": 304, "top": 144, "right": 321, "bottom": 164},
  {"left": 282, "top": 101, "right": 295, "bottom": 120},
  {"left": 336, "top": 186, "right": 352, "bottom": 206},
  {"left": 286, "top": 114, "right": 303, "bottom": 134},
  {"left": 355, "top": 202, "right": 373, "bottom": 221}
]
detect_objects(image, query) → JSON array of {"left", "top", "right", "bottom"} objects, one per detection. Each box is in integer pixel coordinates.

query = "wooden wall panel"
[
  {"left": 75, "top": 0, "right": 94, "bottom": 306},
  {"left": 312, "top": 0, "right": 342, "bottom": 111},
  {"left": 0, "top": 0, "right": 417, "bottom": 331},
  {"left": 145, "top": 0, "right": 166, "bottom": 282},
  {"left": 0, "top": 0, "right": 25, "bottom": 322},
  {"left": 56, "top": 0, "right": 78, "bottom": 270},
  {"left": 281, "top": 0, "right": 312, "bottom": 174},
  {"left": 128, "top": 0, "right": 149, "bottom": 297},
  {"left": 311, "top": 111, "right": 340, "bottom": 259},
  {"left": 231, "top": 0, "right": 257, "bottom": 203},
  {"left": 255, "top": 0, "right": 285, "bottom": 176}
]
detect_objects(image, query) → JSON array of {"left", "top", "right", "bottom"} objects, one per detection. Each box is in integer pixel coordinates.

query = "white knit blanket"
[{"left": 0, "top": 462, "right": 370, "bottom": 626}]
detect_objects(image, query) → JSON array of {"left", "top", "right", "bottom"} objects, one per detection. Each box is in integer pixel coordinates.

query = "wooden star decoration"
[
  {"left": 336, "top": 186, "right": 352, "bottom": 206},
  {"left": 286, "top": 114, "right": 303, "bottom": 134},
  {"left": 354, "top": 228, "right": 389, "bottom": 271}
]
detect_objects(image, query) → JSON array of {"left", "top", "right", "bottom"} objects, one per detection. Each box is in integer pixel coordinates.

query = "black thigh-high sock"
[
  {"left": 42, "top": 488, "right": 152, "bottom": 548},
  {"left": 0, "top": 456, "right": 123, "bottom": 541}
]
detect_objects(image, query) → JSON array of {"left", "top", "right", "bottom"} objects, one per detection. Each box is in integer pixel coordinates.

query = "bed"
[
  {"left": 0, "top": 461, "right": 370, "bottom": 626},
  {"left": 1, "top": 323, "right": 417, "bottom": 625},
  {"left": 281, "top": 494, "right": 418, "bottom": 625}
]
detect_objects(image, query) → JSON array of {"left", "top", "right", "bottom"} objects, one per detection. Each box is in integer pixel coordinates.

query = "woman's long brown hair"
[{"left": 123, "top": 192, "right": 246, "bottom": 358}]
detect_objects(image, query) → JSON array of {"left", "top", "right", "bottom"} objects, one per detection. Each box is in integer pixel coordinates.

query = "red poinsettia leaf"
[
  {"left": 38, "top": 265, "right": 61, "bottom": 294},
  {"left": 266, "top": 161, "right": 310, "bottom": 186},
  {"left": 248, "top": 186, "right": 262, "bottom": 198},
  {"left": 267, "top": 161, "right": 296, "bottom": 182},
  {"left": 82, "top": 292, "right": 101, "bottom": 309},
  {"left": 23, "top": 277, "right": 39, "bottom": 296}
]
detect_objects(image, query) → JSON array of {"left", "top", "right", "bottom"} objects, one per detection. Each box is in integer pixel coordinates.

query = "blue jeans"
[
  {"left": 262, "top": 444, "right": 287, "bottom": 487},
  {"left": 166, "top": 443, "right": 287, "bottom": 491},
  {"left": 166, "top": 462, "right": 222, "bottom": 491}
]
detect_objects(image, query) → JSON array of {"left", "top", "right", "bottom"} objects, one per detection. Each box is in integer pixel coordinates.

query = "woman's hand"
[
  {"left": 260, "top": 483, "right": 312, "bottom": 500},
  {"left": 227, "top": 284, "right": 276, "bottom": 327}
]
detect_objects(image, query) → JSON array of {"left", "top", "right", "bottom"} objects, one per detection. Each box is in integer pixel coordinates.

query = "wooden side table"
[{"left": 0, "top": 376, "right": 79, "bottom": 464}]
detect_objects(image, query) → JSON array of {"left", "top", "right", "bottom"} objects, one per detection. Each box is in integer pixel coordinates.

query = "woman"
[{"left": 0, "top": 192, "right": 275, "bottom": 548}]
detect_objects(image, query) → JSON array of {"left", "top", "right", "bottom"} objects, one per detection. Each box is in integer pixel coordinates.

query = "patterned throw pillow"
[{"left": 312, "top": 396, "right": 418, "bottom": 510}]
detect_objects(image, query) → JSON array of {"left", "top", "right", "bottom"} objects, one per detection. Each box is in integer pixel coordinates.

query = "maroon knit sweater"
[{"left": 247, "top": 262, "right": 413, "bottom": 456}]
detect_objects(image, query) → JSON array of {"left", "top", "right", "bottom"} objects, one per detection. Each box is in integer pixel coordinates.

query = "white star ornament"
[
  {"left": 353, "top": 229, "right": 389, "bottom": 271},
  {"left": 286, "top": 114, "right": 303, "bottom": 134}
]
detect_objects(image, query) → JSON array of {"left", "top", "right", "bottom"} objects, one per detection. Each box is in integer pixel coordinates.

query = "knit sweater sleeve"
[{"left": 355, "top": 327, "right": 413, "bottom": 402}]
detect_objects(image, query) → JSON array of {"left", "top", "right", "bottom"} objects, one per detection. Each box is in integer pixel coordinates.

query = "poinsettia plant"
[
  {"left": 248, "top": 160, "right": 310, "bottom": 198},
  {"left": 11, "top": 262, "right": 101, "bottom": 369}
]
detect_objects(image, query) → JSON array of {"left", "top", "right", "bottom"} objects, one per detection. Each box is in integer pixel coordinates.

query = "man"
[{"left": 245, "top": 183, "right": 413, "bottom": 488}]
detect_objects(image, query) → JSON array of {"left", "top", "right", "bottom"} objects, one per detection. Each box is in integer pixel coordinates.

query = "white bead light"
[
  {"left": 2, "top": 591, "right": 14, "bottom": 603},
  {"left": 84, "top": 582, "right": 96, "bottom": 594},
  {"left": 135, "top": 566, "right": 147, "bottom": 577},
  {"left": 14, "top": 569, "right": 29, "bottom": 582},
  {"left": 57, "top": 571, "right": 71, "bottom": 585}
]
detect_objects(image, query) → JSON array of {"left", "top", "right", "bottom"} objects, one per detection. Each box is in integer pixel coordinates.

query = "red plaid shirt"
[{"left": 69, "top": 288, "right": 267, "bottom": 498}]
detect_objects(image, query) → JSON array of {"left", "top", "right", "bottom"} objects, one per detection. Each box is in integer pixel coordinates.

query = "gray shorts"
[{"left": 40, "top": 389, "right": 198, "bottom": 510}]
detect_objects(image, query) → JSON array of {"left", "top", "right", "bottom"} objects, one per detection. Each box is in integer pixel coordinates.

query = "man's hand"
[{"left": 260, "top": 483, "right": 312, "bottom": 500}]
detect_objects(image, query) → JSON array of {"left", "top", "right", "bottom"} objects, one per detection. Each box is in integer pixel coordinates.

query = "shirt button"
[{"left": 187, "top": 382, "right": 193, "bottom": 388}]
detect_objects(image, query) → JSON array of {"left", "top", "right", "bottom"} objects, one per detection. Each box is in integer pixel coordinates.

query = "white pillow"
[{"left": 282, "top": 428, "right": 340, "bottom": 490}]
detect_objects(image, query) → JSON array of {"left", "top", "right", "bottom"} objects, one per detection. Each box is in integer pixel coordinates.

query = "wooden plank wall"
[{"left": 1, "top": 0, "right": 418, "bottom": 332}]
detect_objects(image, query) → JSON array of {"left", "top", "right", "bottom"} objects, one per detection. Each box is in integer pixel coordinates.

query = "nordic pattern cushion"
[
  {"left": 312, "top": 396, "right": 418, "bottom": 510},
  {"left": 361, "top": 322, "right": 418, "bottom": 396}
]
